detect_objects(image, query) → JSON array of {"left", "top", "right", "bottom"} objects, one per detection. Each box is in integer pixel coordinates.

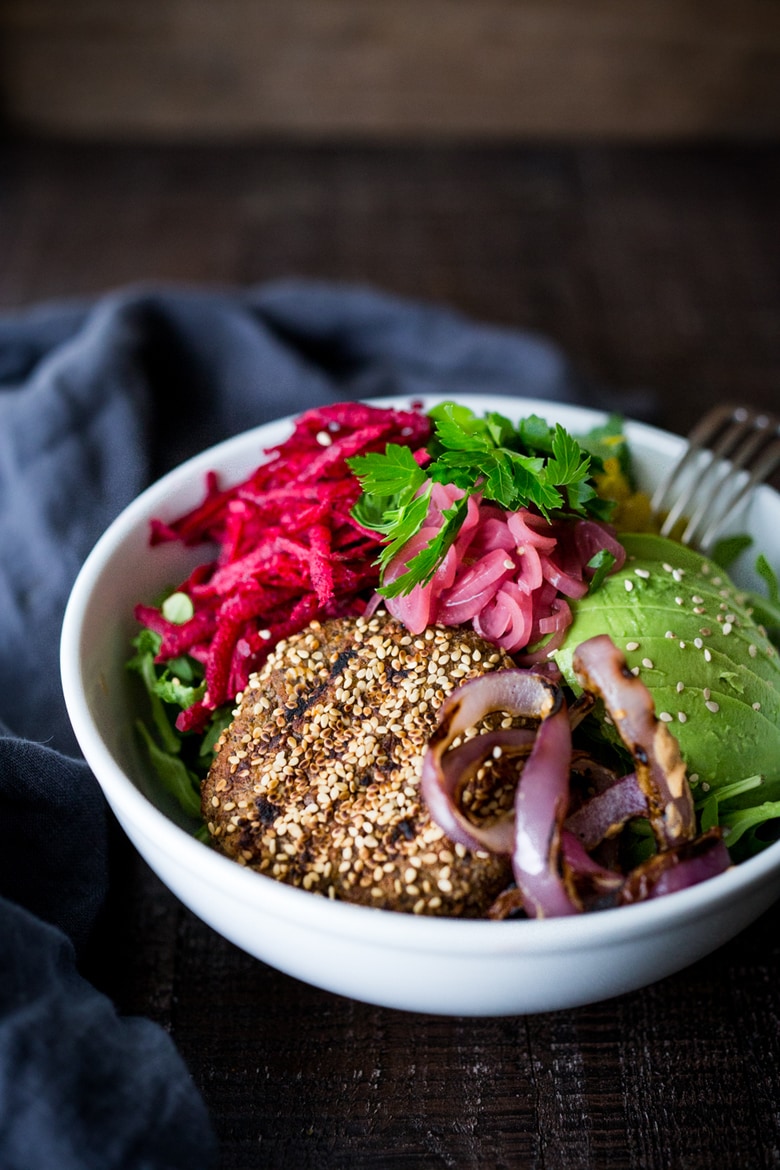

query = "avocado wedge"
[{"left": 554, "top": 534, "right": 780, "bottom": 813}]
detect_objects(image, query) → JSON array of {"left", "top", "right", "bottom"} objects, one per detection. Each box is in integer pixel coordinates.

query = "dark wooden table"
[{"left": 3, "top": 138, "right": 780, "bottom": 1169}]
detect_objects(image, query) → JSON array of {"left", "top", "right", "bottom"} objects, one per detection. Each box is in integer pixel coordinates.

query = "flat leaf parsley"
[{"left": 347, "top": 402, "right": 614, "bottom": 598}]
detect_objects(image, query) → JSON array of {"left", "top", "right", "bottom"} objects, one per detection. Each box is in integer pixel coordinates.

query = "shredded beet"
[{"left": 136, "top": 403, "right": 431, "bottom": 731}]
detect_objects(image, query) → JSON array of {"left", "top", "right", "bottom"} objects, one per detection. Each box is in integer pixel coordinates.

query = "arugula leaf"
[
  {"left": 711, "top": 533, "right": 753, "bottom": 570},
  {"left": 348, "top": 402, "right": 614, "bottom": 596},
  {"left": 128, "top": 629, "right": 232, "bottom": 824},
  {"left": 579, "top": 413, "right": 632, "bottom": 483},
  {"left": 756, "top": 554, "right": 780, "bottom": 606},
  {"left": 135, "top": 720, "right": 202, "bottom": 819},
  {"left": 198, "top": 706, "right": 234, "bottom": 763},
  {"left": 153, "top": 674, "right": 206, "bottom": 710},
  {"left": 730, "top": 553, "right": 780, "bottom": 634},
  {"left": 587, "top": 549, "right": 618, "bottom": 593},
  {"left": 127, "top": 629, "right": 206, "bottom": 715},
  {"left": 721, "top": 803, "right": 780, "bottom": 857},
  {"left": 126, "top": 630, "right": 181, "bottom": 754},
  {"left": 692, "top": 774, "right": 780, "bottom": 860}
]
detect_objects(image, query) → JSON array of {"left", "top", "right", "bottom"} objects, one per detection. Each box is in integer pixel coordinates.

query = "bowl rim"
[{"left": 60, "top": 393, "right": 780, "bottom": 956}]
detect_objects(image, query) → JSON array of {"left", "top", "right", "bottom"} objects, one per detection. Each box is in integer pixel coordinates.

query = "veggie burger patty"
[{"left": 203, "top": 611, "right": 516, "bottom": 916}]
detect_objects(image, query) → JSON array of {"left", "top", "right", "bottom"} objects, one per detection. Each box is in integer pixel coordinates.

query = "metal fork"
[{"left": 650, "top": 403, "right": 780, "bottom": 552}]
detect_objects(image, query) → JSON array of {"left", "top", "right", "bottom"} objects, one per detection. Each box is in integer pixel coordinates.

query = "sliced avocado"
[{"left": 553, "top": 533, "right": 780, "bottom": 807}]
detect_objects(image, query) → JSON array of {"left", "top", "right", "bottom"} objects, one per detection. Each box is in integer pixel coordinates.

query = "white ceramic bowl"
[{"left": 60, "top": 395, "right": 780, "bottom": 1016}]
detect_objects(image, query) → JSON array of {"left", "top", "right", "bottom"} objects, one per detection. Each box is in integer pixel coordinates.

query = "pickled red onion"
[{"left": 383, "top": 485, "right": 624, "bottom": 655}]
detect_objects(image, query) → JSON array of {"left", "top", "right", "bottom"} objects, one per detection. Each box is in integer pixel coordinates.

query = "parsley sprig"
[{"left": 347, "top": 402, "right": 614, "bottom": 598}]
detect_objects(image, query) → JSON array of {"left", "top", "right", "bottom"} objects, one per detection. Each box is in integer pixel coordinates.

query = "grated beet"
[{"left": 135, "top": 402, "right": 431, "bottom": 731}]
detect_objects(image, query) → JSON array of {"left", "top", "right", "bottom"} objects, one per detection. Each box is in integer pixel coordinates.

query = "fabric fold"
[{"left": 0, "top": 279, "right": 654, "bottom": 1168}]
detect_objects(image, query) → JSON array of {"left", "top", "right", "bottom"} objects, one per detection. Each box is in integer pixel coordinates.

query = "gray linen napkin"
[{"left": 0, "top": 279, "right": 652, "bottom": 1169}]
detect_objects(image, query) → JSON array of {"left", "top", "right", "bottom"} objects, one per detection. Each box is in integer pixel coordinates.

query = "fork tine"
[
  {"left": 696, "top": 435, "right": 780, "bottom": 551},
  {"left": 679, "top": 414, "right": 772, "bottom": 546},
  {"left": 651, "top": 403, "right": 780, "bottom": 551},
  {"left": 652, "top": 404, "right": 755, "bottom": 537}
]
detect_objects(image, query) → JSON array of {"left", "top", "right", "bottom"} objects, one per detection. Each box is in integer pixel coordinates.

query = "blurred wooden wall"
[{"left": 1, "top": 0, "right": 779, "bottom": 139}]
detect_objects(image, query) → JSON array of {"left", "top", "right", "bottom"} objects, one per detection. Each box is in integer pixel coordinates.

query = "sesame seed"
[
  {"left": 722, "top": 622, "right": 733, "bottom": 635},
  {"left": 704, "top": 649, "right": 712, "bottom": 662},
  {"left": 659, "top": 711, "right": 673, "bottom": 722},
  {"left": 634, "top": 568, "right": 650, "bottom": 579},
  {"left": 642, "top": 658, "right": 654, "bottom": 669},
  {"left": 694, "top": 638, "right": 703, "bottom": 649},
  {"left": 705, "top": 700, "right": 720, "bottom": 713},
  {"left": 692, "top": 595, "right": 704, "bottom": 605},
  {"left": 203, "top": 611, "right": 523, "bottom": 916},
  {"left": 626, "top": 641, "right": 640, "bottom": 651},
  {"left": 677, "top": 712, "right": 687, "bottom": 723},
  {"left": 675, "top": 597, "right": 684, "bottom": 606},
  {"left": 665, "top": 631, "right": 675, "bottom": 639},
  {"left": 624, "top": 579, "right": 634, "bottom": 592},
  {"left": 753, "top": 702, "right": 762, "bottom": 711},
  {"left": 704, "top": 688, "right": 711, "bottom": 700}
]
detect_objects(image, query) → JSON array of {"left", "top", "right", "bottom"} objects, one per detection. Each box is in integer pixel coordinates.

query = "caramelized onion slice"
[
  {"left": 619, "top": 829, "right": 731, "bottom": 903},
  {"left": 571, "top": 635, "right": 696, "bottom": 848},
  {"left": 565, "top": 772, "right": 647, "bottom": 851},
  {"left": 421, "top": 671, "right": 561, "bottom": 855},
  {"left": 512, "top": 703, "right": 579, "bottom": 918},
  {"left": 423, "top": 637, "right": 726, "bottom": 921}
]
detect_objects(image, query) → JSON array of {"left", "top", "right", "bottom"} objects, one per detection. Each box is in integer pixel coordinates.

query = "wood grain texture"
[
  {"left": 2, "top": 139, "right": 780, "bottom": 1168},
  {"left": 2, "top": 142, "right": 777, "bottom": 436},
  {"left": 2, "top": 0, "right": 780, "bottom": 139}
]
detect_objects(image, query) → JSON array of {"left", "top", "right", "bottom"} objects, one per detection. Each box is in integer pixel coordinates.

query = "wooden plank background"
[
  {"left": 3, "top": 138, "right": 780, "bottom": 1168},
  {"left": 2, "top": 0, "right": 779, "bottom": 140}
]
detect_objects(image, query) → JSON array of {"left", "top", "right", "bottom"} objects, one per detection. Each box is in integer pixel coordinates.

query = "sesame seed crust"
[{"left": 202, "top": 611, "right": 515, "bottom": 917}]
